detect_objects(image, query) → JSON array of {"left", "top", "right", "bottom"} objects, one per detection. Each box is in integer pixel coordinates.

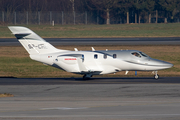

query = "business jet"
[{"left": 8, "top": 26, "right": 173, "bottom": 79}]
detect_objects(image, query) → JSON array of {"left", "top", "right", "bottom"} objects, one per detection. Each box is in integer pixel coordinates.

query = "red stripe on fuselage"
[{"left": 64, "top": 58, "right": 77, "bottom": 60}]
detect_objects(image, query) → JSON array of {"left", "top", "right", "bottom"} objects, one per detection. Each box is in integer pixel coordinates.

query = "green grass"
[
  {"left": 2, "top": 23, "right": 180, "bottom": 38},
  {"left": 0, "top": 93, "right": 14, "bottom": 97}
]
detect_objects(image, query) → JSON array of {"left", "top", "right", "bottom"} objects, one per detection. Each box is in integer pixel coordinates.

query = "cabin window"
[
  {"left": 94, "top": 54, "right": 98, "bottom": 59},
  {"left": 131, "top": 52, "right": 141, "bottom": 58},
  {"left": 82, "top": 55, "right": 84, "bottom": 62},
  {"left": 82, "top": 55, "right": 84, "bottom": 59},
  {"left": 104, "top": 54, "right": 107, "bottom": 59},
  {"left": 113, "top": 54, "right": 117, "bottom": 58}
]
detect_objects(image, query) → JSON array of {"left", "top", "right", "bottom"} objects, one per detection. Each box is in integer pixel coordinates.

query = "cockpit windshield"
[
  {"left": 131, "top": 52, "right": 141, "bottom": 58},
  {"left": 139, "top": 52, "right": 148, "bottom": 57},
  {"left": 131, "top": 52, "right": 149, "bottom": 58}
]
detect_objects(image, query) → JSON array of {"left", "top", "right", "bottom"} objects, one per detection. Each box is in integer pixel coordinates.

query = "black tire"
[
  {"left": 154, "top": 74, "right": 159, "bottom": 79},
  {"left": 83, "top": 75, "right": 86, "bottom": 80}
]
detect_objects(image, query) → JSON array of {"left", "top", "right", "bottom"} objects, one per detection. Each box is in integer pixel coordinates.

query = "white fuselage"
[{"left": 30, "top": 50, "right": 173, "bottom": 75}]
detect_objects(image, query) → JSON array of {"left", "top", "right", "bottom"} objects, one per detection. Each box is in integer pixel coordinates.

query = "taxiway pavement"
[
  {"left": 1, "top": 37, "right": 180, "bottom": 46},
  {"left": 0, "top": 77, "right": 180, "bottom": 120}
]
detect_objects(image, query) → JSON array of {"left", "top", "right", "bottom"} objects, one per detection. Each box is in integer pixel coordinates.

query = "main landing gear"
[
  {"left": 153, "top": 71, "right": 159, "bottom": 79},
  {"left": 83, "top": 74, "right": 93, "bottom": 80}
]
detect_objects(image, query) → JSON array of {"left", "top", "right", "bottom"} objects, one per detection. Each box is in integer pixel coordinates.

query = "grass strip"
[
  {"left": 0, "top": 93, "right": 14, "bottom": 97},
  {"left": 1, "top": 23, "right": 180, "bottom": 38}
]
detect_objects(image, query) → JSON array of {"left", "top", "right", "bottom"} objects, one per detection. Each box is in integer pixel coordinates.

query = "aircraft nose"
[
  {"left": 163, "top": 62, "right": 173, "bottom": 68},
  {"left": 150, "top": 58, "right": 173, "bottom": 69}
]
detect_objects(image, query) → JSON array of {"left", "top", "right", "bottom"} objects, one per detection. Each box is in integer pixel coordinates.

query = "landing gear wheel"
[
  {"left": 83, "top": 74, "right": 92, "bottom": 80},
  {"left": 153, "top": 71, "right": 159, "bottom": 80},
  {"left": 83, "top": 75, "right": 87, "bottom": 80},
  {"left": 154, "top": 74, "right": 159, "bottom": 80}
]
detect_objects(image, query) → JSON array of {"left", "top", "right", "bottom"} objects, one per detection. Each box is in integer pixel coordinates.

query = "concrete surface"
[{"left": 0, "top": 83, "right": 180, "bottom": 120}]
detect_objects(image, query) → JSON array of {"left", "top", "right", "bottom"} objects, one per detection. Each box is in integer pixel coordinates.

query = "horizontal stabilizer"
[
  {"left": 8, "top": 26, "right": 45, "bottom": 41},
  {"left": 14, "top": 33, "right": 31, "bottom": 39}
]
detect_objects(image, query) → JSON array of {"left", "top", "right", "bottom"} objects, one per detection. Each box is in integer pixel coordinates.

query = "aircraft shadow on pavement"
[
  {"left": 0, "top": 76, "right": 163, "bottom": 81},
  {"left": 70, "top": 77, "right": 155, "bottom": 81},
  {"left": 0, "top": 76, "right": 179, "bottom": 85},
  {"left": 19, "top": 77, "right": 161, "bottom": 82}
]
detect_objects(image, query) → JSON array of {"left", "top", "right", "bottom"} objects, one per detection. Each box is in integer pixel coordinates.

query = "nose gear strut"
[{"left": 153, "top": 71, "right": 159, "bottom": 79}]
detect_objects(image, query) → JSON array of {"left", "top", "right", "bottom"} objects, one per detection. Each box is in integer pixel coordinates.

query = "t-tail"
[{"left": 8, "top": 26, "right": 66, "bottom": 55}]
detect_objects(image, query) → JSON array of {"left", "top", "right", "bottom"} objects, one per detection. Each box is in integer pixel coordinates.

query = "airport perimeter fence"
[
  {"left": 0, "top": 11, "right": 103, "bottom": 25},
  {"left": 0, "top": 11, "right": 180, "bottom": 25}
]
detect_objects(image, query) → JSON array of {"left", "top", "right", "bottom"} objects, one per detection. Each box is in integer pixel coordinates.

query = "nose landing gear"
[{"left": 153, "top": 71, "right": 159, "bottom": 79}]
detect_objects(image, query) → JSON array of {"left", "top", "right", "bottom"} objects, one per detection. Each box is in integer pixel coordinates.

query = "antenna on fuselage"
[
  {"left": 125, "top": 71, "right": 129, "bottom": 75},
  {"left": 74, "top": 48, "right": 78, "bottom": 51},
  {"left": 91, "top": 47, "right": 95, "bottom": 51}
]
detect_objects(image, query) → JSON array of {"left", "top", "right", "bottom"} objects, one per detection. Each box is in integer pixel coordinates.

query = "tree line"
[{"left": 0, "top": 0, "right": 180, "bottom": 24}]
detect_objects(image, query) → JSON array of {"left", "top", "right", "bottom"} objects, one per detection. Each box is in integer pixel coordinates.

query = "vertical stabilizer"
[{"left": 8, "top": 26, "right": 65, "bottom": 55}]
